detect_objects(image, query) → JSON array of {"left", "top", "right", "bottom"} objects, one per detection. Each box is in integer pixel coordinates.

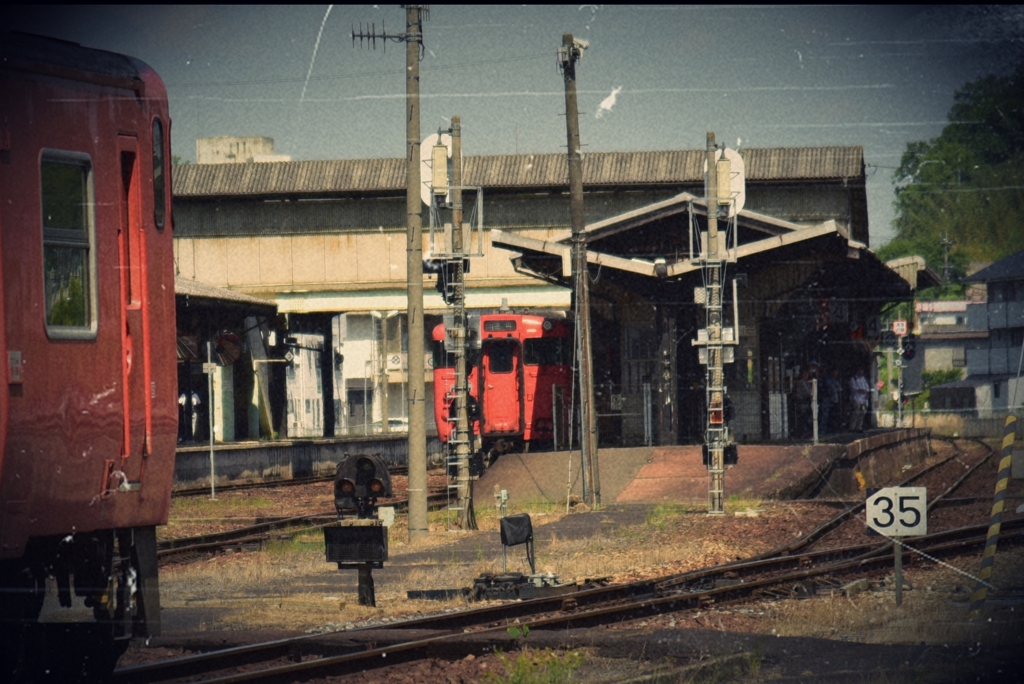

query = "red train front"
[
  {"left": 432, "top": 313, "right": 572, "bottom": 457},
  {"left": 0, "top": 33, "right": 178, "bottom": 678}
]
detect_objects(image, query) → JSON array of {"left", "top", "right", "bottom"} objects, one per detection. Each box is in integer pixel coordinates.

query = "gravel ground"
[{"left": 127, "top": 440, "right": 1024, "bottom": 682}]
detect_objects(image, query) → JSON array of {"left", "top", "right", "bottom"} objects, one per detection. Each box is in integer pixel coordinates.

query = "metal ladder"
[{"left": 445, "top": 337, "right": 469, "bottom": 529}]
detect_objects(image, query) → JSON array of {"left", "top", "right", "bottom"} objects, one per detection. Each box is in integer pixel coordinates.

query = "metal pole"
[
  {"left": 812, "top": 378, "right": 819, "bottom": 444},
  {"left": 380, "top": 316, "right": 388, "bottom": 434},
  {"left": 894, "top": 537, "right": 903, "bottom": 606},
  {"left": 404, "top": 6, "right": 428, "bottom": 542},
  {"left": 561, "top": 33, "right": 599, "bottom": 507},
  {"left": 705, "top": 132, "right": 725, "bottom": 515},
  {"left": 207, "top": 341, "right": 216, "bottom": 500},
  {"left": 450, "top": 116, "right": 477, "bottom": 530},
  {"left": 552, "top": 384, "right": 559, "bottom": 451},
  {"left": 898, "top": 335, "right": 904, "bottom": 428}
]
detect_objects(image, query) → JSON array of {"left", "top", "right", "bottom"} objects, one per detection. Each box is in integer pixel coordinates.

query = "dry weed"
[{"left": 764, "top": 546, "right": 1024, "bottom": 647}]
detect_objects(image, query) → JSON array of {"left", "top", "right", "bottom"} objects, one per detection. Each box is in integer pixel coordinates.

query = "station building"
[{"left": 171, "top": 145, "right": 922, "bottom": 446}]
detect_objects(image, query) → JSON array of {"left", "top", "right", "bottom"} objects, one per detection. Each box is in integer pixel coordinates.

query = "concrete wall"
[
  {"left": 172, "top": 226, "right": 571, "bottom": 313},
  {"left": 811, "top": 429, "right": 932, "bottom": 498},
  {"left": 173, "top": 435, "right": 444, "bottom": 489}
]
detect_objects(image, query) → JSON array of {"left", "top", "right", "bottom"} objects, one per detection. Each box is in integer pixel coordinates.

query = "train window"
[
  {"left": 487, "top": 342, "right": 514, "bottom": 373},
  {"left": 152, "top": 119, "right": 166, "bottom": 229},
  {"left": 524, "top": 338, "right": 570, "bottom": 366},
  {"left": 484, "top": 319, "right": 516, "bottom": 333},
  {"left": 41, "top": 153, "right": 96, "bottom": 336}
]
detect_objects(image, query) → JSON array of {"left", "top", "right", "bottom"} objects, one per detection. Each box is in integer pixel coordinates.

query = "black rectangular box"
[{"left": 324, "top": 523, "right": 388, "bottom": 564}]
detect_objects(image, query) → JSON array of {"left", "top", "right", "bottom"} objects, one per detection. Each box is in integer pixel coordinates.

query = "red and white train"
[
  {"left": 0, "top": 33, "right": 178, "bottom": 678},
  {"left": 432, "top": 313, "right": 572, "bottom": 459}
]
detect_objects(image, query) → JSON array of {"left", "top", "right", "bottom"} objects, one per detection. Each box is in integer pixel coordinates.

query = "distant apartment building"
[
  {"left": 196, "top": 136, "right": 292, "bottom": 164},
  {"left": 923, "top": 249, "right": 1024, "bottom": 417}
]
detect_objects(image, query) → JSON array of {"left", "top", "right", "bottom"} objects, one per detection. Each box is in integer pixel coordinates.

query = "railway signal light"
[
  {"left": 902, "top": 333, "right": 917, "bottom": 361},
  {"left": 702, "top": 443, "right": 738, "bottom": 466},
  {"left": 334, "top": 453, "right": 392, "bottom": 518},
  {"left": 327, "top": 453, "right": 392, "bottom": 607}
]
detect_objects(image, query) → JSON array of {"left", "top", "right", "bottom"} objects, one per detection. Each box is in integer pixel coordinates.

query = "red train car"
[
  {"left": 0, "top": 33, "right": 178, "bottom": 678},
  {"left": 432, "top": 313, "right": 572, "bottom": 458}
]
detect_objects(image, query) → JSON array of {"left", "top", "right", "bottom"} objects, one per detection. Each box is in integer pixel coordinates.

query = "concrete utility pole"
[
  {"left": 353, "top": 6, "right": 429, "bottom": 542},
  {"left": 449, "top": 116, "right": 477, "bottom": 530},
  {"left": 559, "top": 33, "right": 599, "bottom": 507}
]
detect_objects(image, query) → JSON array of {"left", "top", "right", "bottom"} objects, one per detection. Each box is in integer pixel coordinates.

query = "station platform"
[{"left": 477, "top": 429, "right": 932, "bottom": 506}]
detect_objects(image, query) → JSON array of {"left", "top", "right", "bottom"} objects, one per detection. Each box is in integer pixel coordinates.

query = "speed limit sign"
[{"left": 866, "top": 487, "right": 927, "bottom": 537}]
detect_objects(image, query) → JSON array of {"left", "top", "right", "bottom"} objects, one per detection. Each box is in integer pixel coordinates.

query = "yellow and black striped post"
[{"left": 968, "top": 414, "right": 1017, "bottom": 619}]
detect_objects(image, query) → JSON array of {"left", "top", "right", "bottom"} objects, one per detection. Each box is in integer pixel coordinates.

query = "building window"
[
  {"left": 994, "top": 382, "right": 1001, "bottom": 399},
  {"left": 41, "top": 152, "right": 96, "bottom": 337},
  {"left": 952, "top": 347, "right": 966, "bottom": 368}
]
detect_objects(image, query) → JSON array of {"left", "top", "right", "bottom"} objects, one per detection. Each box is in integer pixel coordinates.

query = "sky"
[{"left": 6, "top": 5, "right": 1024, "bottom": 247}]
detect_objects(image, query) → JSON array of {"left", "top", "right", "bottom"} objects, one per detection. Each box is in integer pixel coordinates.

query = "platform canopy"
[{"left": 491, "top": 191, "right": 909, "bottom": 304}]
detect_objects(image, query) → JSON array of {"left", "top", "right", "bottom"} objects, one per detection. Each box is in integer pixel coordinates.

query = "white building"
[{"left": 196, "top": 136, "right": 292, "bottom": 164}]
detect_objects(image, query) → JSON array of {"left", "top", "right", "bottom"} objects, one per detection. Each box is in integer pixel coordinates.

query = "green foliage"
[
  {"left": 171, "top": 155, "right": 191, "bottom": 165},
  {"left": 486, "top": 647, "right": 584, "bottom": 684},
  {"left": 488, "top": 626, "right": 584, "bottom": 684},
  {"left": 921, "top": 368, "right": 963, "bottom": 389},
  {"left": 507, "top": 625, "right": 529, "bottom": 639},
  {"left": 889, "top": 60, "right": 1024, "bottom": 268},
  {"left": 914, "top": 283, "right": 967, "bottom": 302}
]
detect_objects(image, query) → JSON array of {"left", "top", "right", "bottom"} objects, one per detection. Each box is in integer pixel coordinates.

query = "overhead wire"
[{"left": 166, "top": 53, "right": 550, "bottom": 88}]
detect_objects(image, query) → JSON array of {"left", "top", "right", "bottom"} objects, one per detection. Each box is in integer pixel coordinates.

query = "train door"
[
  {"left": 481, "top": 340, "right": 520, "bottom": 434},
  {"left": 116, "top": 136, "right": 148, "bottom": 485}
]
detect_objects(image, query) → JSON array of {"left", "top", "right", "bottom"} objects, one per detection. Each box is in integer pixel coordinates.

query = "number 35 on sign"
[{"left": 866, "top": 487, "right": 927, "bottom": 537}]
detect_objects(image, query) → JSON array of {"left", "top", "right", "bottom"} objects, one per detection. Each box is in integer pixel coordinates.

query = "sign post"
[
  {"left": 866, "top": 486, "right": 927, "bottom": 606},
  {"left": 204, "top": 343, "right": 217, "bottom": 500}
]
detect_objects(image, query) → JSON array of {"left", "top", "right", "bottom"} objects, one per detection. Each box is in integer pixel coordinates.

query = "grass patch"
[
  {"left": 724, "top": 493, "right": 762, "bottom": 514},
  {"left": 485, "top": 645, "right": 585, "bottom": 684},
  {"left": 646, "top": 503, "right": 689, "bottom": 530}
]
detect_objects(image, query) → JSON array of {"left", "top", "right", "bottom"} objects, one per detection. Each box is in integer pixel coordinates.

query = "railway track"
[
  {"left": 116, "top": 517, "right": 1024, "bottom": 684},
  {"left": 159, "top": 491, "right": 449, "bottom": 562},
  {"left": 171, "top": 466, "right": 413, "bottom": 498},
  {"left": 124, "top": 437, "right": 1014, "bottom": 682}
]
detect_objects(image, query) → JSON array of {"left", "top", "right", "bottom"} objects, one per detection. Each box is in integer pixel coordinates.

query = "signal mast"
[
  {"left": 692, "top": 132, "right": 744, "bottom": 514},
  {"left": 426, "top": 116, "right": 484, "bottom": 530}
]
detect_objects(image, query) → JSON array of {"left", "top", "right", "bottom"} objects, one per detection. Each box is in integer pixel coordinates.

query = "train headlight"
[
  {"left": 369, "top": 479, "right": 385, "bottom": 494},
  {"left": 339, "top": 479, "right": 355, "bottom": 494},
  {"left": 542, "top": 320, "right": 553, "bottom": 331}
]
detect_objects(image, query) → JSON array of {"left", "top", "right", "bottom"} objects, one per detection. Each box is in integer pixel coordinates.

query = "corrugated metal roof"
[{"left": 173, "top": 147, "right": 863, "bottom": 198}]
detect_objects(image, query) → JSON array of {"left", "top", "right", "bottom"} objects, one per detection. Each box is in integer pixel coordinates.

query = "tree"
[{"left": 889, "top": 61, "right": 1024, "bottom": 270}]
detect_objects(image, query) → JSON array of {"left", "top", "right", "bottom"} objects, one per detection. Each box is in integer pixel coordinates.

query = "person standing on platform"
[
  {"left": 848, "top": 367, "right": 870, "bottom": 432},
  {"left": 820, "top": 366, "right": 841, "bottom": 434}
]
